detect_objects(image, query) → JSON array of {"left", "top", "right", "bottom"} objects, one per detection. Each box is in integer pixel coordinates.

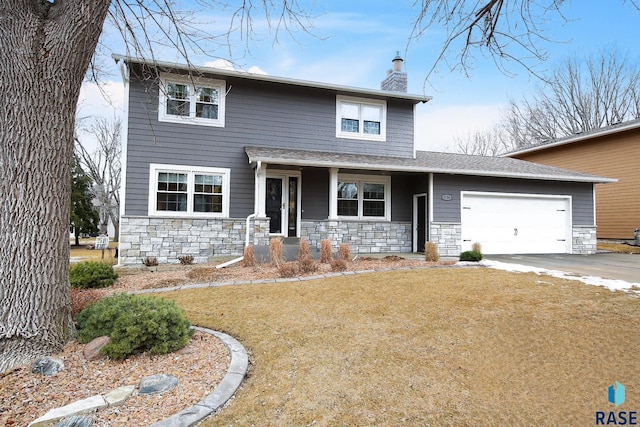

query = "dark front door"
[
  {"left": 266, "top": 177, "right": 283, "bottom": 233},
  {"left": 416, "top": 195, "right": 426, "bottom": 252}
]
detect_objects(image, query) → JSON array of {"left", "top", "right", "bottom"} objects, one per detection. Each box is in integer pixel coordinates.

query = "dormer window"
[
  {"left": 159, "top": 73, "right": 225, "bottom": 127},
  {"left": 336, "top": 96, "right": 386, "bottom": 141}
]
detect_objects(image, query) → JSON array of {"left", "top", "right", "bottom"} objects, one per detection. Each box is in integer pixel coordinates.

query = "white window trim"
[
  {"left": 148, "top": 163, "right": 230, "bottom": 218},
  {"left": 336, "top": 95, "right": 386, "bottom": 141},
  {"left": 335, "top": 173, "right": 391, "bottom": 220},
  {"left": 158, "top": 73, "right": 226, "bottom": 127}
]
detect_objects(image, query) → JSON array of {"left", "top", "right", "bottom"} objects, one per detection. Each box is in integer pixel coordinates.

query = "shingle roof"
[
  {"left": 113, "top": 54, "right": 431, "bottom": 104},
  {"left": 245, "top": 146, "right": 616, "bottom": 183},
  {"left": 504, "top": 119, "right": 640, "bottom": 157}
]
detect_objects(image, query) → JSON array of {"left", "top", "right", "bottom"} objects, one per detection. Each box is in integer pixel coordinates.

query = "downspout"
[{"left": 216, "top": 161, "right": 262, "bottom": 269}]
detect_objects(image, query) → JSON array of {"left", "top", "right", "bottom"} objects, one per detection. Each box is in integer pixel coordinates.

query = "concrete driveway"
[{"left": 485, "top": 253, "right": 640, "bottom": 284}]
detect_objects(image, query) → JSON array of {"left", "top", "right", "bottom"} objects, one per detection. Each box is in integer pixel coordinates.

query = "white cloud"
[
  {"left": 76, "top": 80, "right": 125, "bottom": 150},
  {"left": 77, "top": 80, "right": 125, "bottom": 122},
  {"left": 415, "top": 103, "right": 505, "bottom": 152},
  {"left": 247, "top": 66, "right": 268, "bottom": 75},
  {"left": 204, "top": 59, "right": 235, "bottom": 70},
  {"left": 203, "top": 59, "right": 268, "bottom": 75}
]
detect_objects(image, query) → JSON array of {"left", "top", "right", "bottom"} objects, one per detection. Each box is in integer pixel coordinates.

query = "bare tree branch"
[
  {"left": 409, "top": 0, "right": 567, "bottom": 83},
  {"left": 503, "top": 49, "right": 640, "bottom": 146},
  {"left": 75, "top": 117, "right": 122, "bottom": 242}
]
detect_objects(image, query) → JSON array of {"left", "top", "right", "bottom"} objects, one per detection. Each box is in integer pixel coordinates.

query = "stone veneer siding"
[
  {"left": 429, "top": 222, "right": 462, "bottom": 257},
  {"left": 300, "top": 220, "right": 412, "bottom": 254},
  {"left": 430, "top": 222, "right": 597, "bottom": 256},
  {"left": 119, "top": 216, "right": 270, "bottom": 265},
  {"left": 572, "top": 225, "right": 597, "bottom": 255}
]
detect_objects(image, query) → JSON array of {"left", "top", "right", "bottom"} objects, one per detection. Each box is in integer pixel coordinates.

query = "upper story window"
[
  {"left": 336, "top": 174, "right": 391, "bottom": 220},
  {"left": 159, "top": 73, "right": 226, "bottom": 127},
  {"left": 149, "top": 164, "right": 230, "bottom": 217},
  {"left": 336, "top": 96, "right": 386, "bottom": 141}
]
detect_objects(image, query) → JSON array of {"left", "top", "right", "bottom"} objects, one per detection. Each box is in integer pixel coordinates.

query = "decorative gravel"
[{"left": 0, "top": 330, "right": 229, "bottom": 426}]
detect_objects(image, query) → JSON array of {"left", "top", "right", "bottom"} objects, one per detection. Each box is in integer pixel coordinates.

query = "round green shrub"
[
  {"left": 69, "top": 261, "right": 118, "bottom": 289},
  {"left": 75, "top": 293, "right": 193, "bottom": 360},
  {"left": 459, "top": 250, "right": 483, "bottom": 262}
]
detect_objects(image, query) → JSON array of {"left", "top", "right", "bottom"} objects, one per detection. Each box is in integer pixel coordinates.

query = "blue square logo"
[{"left": 608, "top": 382, "right": 626, "bottom": 407}]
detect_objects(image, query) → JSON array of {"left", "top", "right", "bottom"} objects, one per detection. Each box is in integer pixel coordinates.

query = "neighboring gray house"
[{"left": 115, "top": 55, "right": 614, "bottom": 264}]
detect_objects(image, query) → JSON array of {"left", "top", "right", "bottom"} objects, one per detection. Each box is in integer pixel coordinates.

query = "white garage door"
[{"left": 461, "top": 192, "right": 571, "bottom": 255}]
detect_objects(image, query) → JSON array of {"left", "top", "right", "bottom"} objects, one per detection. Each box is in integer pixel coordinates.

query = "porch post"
[
  {"left": 328, "top": 167, "right": 338, "bottom": 220},
  {"left": 255, "top": 162, "right": 267, "bottom": 217}
]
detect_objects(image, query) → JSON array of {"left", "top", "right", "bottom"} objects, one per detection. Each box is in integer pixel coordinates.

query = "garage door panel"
[{"left": 461, "top": 193, "right": 571, "bottom": 255}]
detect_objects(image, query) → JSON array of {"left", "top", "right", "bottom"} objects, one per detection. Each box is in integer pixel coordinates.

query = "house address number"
[{"left": 441, "top": 194, "right": 452, "bottom": 201}]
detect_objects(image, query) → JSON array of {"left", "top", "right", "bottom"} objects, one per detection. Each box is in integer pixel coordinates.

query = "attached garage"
[{"left": 460, "top": 191, "right": 572, "bottom": 255}]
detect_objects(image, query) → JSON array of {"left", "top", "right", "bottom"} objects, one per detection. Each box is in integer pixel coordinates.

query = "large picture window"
[
  {"left": 336, "top": 96, "right": 386, "bottom": 141},
  {"left": 149, "top": 164, "right": 230, "bottom": 217},
  {"left": 159, "top": 73, "right": 225, "bottom": 127},
  {"left": 336, "top": 174, "right": 390, "bottom": 220}
]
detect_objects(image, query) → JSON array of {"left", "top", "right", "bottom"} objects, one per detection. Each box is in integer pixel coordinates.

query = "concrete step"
[{"left": 253, "top": 242, "right": 321, "bottom": 263}]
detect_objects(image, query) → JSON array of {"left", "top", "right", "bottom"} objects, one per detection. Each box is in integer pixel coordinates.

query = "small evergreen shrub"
[
  {"left": 320, "top": 239, "right": 333, "bottom": 263},
  {"left": 69, "top": 261, "right": 118, "bottom": 289},
  {"left": 76, "top": 293, "right": 193, "bottom": 360},
  {"left": 338, "top": 243, "right": 351, "bottom": 261},
  {"left": 270, "top": 238, "right": 283, "bottom": 266},
  {"left": 242, "top": 245, "right": 256, "bottom": 267},
  {"left": 459, "top": 250, "right": 483, "bottom": 262},
  {"left": 330, "top": 259, "right": 348, "bottom": 272},
  {"left": 425, "top": 242, "right": 440, "bottom": 262}
]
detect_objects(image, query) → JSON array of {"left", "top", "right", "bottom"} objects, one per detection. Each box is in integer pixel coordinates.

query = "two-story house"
[{"left": 115, "top": 54, "right": 614, "bottom": 265}]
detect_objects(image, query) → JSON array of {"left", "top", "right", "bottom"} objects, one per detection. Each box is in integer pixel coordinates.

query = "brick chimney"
[{"left": 381, "top": 51, "right": 407, "bottom": 93}]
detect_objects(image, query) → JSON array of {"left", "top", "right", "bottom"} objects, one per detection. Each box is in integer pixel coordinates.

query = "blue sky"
[{"left": 78, "top": 1, "right": 640, "bottom": 152}]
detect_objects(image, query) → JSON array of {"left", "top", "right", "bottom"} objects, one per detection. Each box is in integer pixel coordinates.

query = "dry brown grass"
[
  {"left": 598, "top": 242, "right": 640, "bottom": 254},
  {"left": 297, "top": 239, "right": 312, "bottom": 261},
  {"left": 70, "top": 239, "right": 117, "bottom": 265},
  {"left": 270, "top": 237, "right": 284, "bottom": 266},
  {"left": 320, "top": 239, "right": 333, "bottom": 263},
  {"left": 425, "top": 241, "right": 439, "bottom": 262},
  {"left": 338, "top": 243, "right": 351, "bottom": 261},
  {"left": 158, "top": 268, "right": 640, "bottom": 426},
  {"left": 242, "top": 245, "right": 256, "bottom": 267}
]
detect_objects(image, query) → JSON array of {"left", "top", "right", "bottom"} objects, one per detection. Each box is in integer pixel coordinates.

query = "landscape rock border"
[{"left": 149, "top": 327, "right": 248, "bottom": 427}]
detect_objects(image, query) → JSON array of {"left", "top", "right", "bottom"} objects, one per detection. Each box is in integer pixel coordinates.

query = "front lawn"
[{"left": 160, "top": 267, "right": 640, "bottom": 426}]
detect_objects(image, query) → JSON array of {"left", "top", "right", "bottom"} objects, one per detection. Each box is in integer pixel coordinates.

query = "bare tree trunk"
[{"left": 0, "top": 1, "right": 110, "bottom": 373}]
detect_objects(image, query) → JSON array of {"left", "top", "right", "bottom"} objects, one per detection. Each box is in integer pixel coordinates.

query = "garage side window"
[{"left": 149, "top": 164, "right": 230, "bottom": 217}]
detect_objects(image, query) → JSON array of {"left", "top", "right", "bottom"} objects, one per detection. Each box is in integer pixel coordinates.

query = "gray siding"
[
  {"left": 124, "top": 70, "right": 415, "bottom": 217},
  {"left": 390, "top": 173, "right": 429, "bottom": 222},
  {"left": 300, "top": 168, "right": 329, "bottom": 220},
  {"left": 432, "top": 174, "right": 594, "bottom": 225}
]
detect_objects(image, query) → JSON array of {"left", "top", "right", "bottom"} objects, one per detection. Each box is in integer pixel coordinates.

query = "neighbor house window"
[
  {"left": 159, "top": 73, "right": 225, "bottom": 127},
  {"left": 336, "top": 96, "right": 386, "bottom": 141},
  {"left": 149, "top": 164, "right": 230, "bottom": 217},
  {"left": 336, "top": 174, "right": 390, "bottom": 220}
]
